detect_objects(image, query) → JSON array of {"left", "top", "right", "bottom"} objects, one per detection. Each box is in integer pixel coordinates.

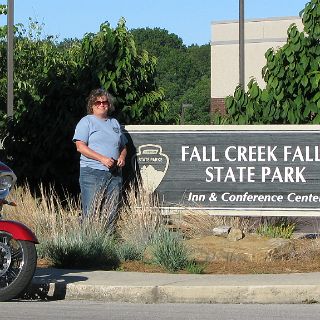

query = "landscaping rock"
[
  {"left": 212, "top": 226, "right": 231, "bottom": 237},
  {"left": 227, "top": 228, "right": 244, "bottom": 241},
  {"left": 266, "top": 238, "right": 295, "bottom": 260}
]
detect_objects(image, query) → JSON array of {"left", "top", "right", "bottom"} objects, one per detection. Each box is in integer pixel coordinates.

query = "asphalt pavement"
[{"left": 30, "top": 268, "right": 320, "bottom": 304}]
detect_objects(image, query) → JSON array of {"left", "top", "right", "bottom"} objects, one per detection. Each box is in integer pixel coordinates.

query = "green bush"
[
  {"left": 214, "top": 0, "right": 320, "bottom": 125},
  {"left": 151, "top": 228, "right": 189, "bottom": 272}
]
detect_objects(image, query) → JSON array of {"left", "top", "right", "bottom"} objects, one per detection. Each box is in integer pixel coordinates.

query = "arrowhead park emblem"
[{"left": 132, "top": 144, "right": 169, "bottom": 193}]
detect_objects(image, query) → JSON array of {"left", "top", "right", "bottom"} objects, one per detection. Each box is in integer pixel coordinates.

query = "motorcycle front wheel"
[{"left": 0, "top": 231, "right": 37, "bottom": 302}]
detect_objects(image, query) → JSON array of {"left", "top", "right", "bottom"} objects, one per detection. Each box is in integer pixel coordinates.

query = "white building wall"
[{"left": 211, "top": 17, "right": 303, "bottom": 99}]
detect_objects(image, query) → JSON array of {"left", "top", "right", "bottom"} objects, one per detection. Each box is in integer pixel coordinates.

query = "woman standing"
[{"left": 73, "top": 88, "right": 127, "bottom": 226}]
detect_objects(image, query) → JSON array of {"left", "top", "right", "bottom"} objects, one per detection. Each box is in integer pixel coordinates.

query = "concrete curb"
[
  {"left": 29, "top": 269, "right": 320, "bottom": 304},
  {"left": 64, "top": 284, "right": 320, "bottom": 304},
  {"left": 29, "top": 281, "right": 320, "bottom": 304}
]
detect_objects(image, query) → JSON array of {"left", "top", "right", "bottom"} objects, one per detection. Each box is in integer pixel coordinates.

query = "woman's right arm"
[{"left": 75, "top": 140, "right": 115, "bottom": 169}]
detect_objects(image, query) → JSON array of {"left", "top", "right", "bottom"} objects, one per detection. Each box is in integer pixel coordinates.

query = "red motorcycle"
[{"left": 0, "top": 162, "right": 38, "bottom": 301}]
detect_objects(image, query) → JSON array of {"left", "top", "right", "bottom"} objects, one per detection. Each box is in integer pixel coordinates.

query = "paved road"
[{"left": 2, "top": 301, "right": 320, "bottom": 320}]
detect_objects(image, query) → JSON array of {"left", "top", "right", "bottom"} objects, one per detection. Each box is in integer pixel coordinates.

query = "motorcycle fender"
[{"left": 0, "top": 220, "right": 39, "bottom": 243}]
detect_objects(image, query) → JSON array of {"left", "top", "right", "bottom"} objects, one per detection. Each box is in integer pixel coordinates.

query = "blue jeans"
[{"left": 79, "top": 166, "right": 122, "bottom": 225}]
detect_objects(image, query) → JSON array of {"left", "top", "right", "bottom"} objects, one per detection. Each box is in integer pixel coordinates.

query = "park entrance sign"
[{"left": 125, "top": 125, "right": 320, "bottom": 216}]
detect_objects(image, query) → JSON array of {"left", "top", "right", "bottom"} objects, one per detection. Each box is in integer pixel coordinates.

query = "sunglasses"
[{"left": 94, "top": 100, "right": 109, "bottom": 106}]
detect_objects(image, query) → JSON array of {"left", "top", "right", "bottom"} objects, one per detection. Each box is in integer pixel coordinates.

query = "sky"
[{"left": 1, "top": 0, "right": 310, "bottom": 46}]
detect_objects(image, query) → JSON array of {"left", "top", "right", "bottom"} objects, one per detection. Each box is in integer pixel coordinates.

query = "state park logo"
[{"left": 131, "top": 144, "right": 169, "bottom": 193}]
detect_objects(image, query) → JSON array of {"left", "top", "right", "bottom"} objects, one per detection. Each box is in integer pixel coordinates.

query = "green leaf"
[
  {"left": 234, "top": 87, "right": 243, "bottom": 101},
  {"left": 294, "top": 96, "right": 303, "bottom": 106},
  {"left": 311, "top": 73, "right": 320, "bottom": 89},
  {"left": 287, "top": 54, "right": 294, "bottom": 63},
  {"left": 312, "top": 114, "right": 320, "bottom": 124},
  {"left": 271, "top": 77, "right": 279, "bottom": 89},
  {"left": 288, "top": 109, "right": 295, "bottom": 123},
  {"left": 275, "top": 90, "right": 284, "bottom": 101},
  {"left": 238, "top": 115, "right": 246, "bottom": 125},
  {"left": 312, "top": 92, "right": 320, "bottom": 102},
  {"left": 261, "top": 90, "right": 269, "bottom": 102},
  {"left": 225, "top": 96, "right": 234, "bottom": 109},
  {"left": 303, "top": 104, "right": 311, "bottom": 117},
  {"left": 263, "top": 105, "right": 270, "bottom": 118},
  {"left": 249, "top": 82, "right": 259, "bottom": 99},
  {"left": 246, "top": 102, "right": 254, "bottom": 117},
  {"left": 301, "top": 76, "right": 309, "bottom": 87}
]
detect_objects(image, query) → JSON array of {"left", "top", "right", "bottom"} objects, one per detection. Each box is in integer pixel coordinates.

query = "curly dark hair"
[{"left": 86, "top": 88, "right": 115, "bottom": 115}]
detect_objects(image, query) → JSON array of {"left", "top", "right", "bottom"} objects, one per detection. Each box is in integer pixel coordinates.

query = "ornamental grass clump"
[
  {"left": 5, "top": 183, "right": 120, "bottom": 269},
  {"left": 117, "top": 181, "right": 162, "bottom": 247},
  {"left": 41, "top": 220, "right": 119, "bottom": 269},
  {"left": 36, "top": 197, "right": 120, "bottom": 268},
  {"left": 256, "top": 217, "right": 296, "bottom": 239},
  {"left": 151, "top": 227, "right": 189, "bottom": 272},
  {"left": 116, "top": 241, "right": 145, "bottom": 262}
]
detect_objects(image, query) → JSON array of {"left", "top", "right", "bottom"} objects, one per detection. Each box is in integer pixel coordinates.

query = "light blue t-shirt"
[{"left": 73, "top": 115, "right": 128, "bottom": 171}]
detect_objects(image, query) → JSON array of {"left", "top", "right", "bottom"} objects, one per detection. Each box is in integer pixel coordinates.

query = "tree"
[
  {"left": 131, "top": 28, "right": 211, "bottom": 124},
  {"left": 131, "top": 27, "right": 185, "bottom": 56},
  {"left": 214, "top": 0, "right": 320, "bottom": 125},
  {"left": 180, "top": 75, "right": 211, "bottom": 124},
  {"left": 1, "top": 18, "right": 168, "bottom": 191}
]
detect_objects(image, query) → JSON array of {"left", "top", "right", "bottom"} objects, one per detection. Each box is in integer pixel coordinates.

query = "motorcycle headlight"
[{"left": 0, "top": 175, "right": 14, "bottom": 191}]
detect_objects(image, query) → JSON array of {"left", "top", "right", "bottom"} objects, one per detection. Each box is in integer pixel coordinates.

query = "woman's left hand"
[{"left": 117, "top": 156, "right": 126, "bottom": 167}]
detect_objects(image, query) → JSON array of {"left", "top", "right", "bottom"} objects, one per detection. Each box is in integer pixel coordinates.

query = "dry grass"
[
  {"left": 3, "top": 183, "right": 109, "bottom": 242},
  {"left": 4, "top": 182, "right": 164, "bottom": 247},
  {"left": 117, "top": 181, "right": 162, "bottom": 246},
  {"left": 3, "top": 183, "right": 119, "bottom": 266},
  {"left": 173, "top": 211, "right": 257, "bottom": 239},
  {"left": 3, "top": 182, "right": 320, "bottom": 273},
  {"left": 289, "top": 237, "right": 320, "bottom": 260},
  {"left": 4, "top": 184, "right": 79, "bottom": 237}
]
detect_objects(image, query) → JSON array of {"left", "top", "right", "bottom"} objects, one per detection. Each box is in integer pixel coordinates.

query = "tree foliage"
[
  {"left": 0, "top": 9, "right": 211, "bottom": 191},
  {"left": 180, "top": 75, "right": 211, "bottom": 124},
  {"left": 80, "top": 20, "right": 168, "bottom": 124},
  {"left": 214, "top": 0, "right": 320, "bottom": 125},
  {"left": 0, "top": 18, "right": 168, "bottom": 191},
  {"left": 131, "top": 27, "right": 185, "bottom": 56},
  {"left": 131, "top": 28, "right": 211, "bottom": 124}
]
